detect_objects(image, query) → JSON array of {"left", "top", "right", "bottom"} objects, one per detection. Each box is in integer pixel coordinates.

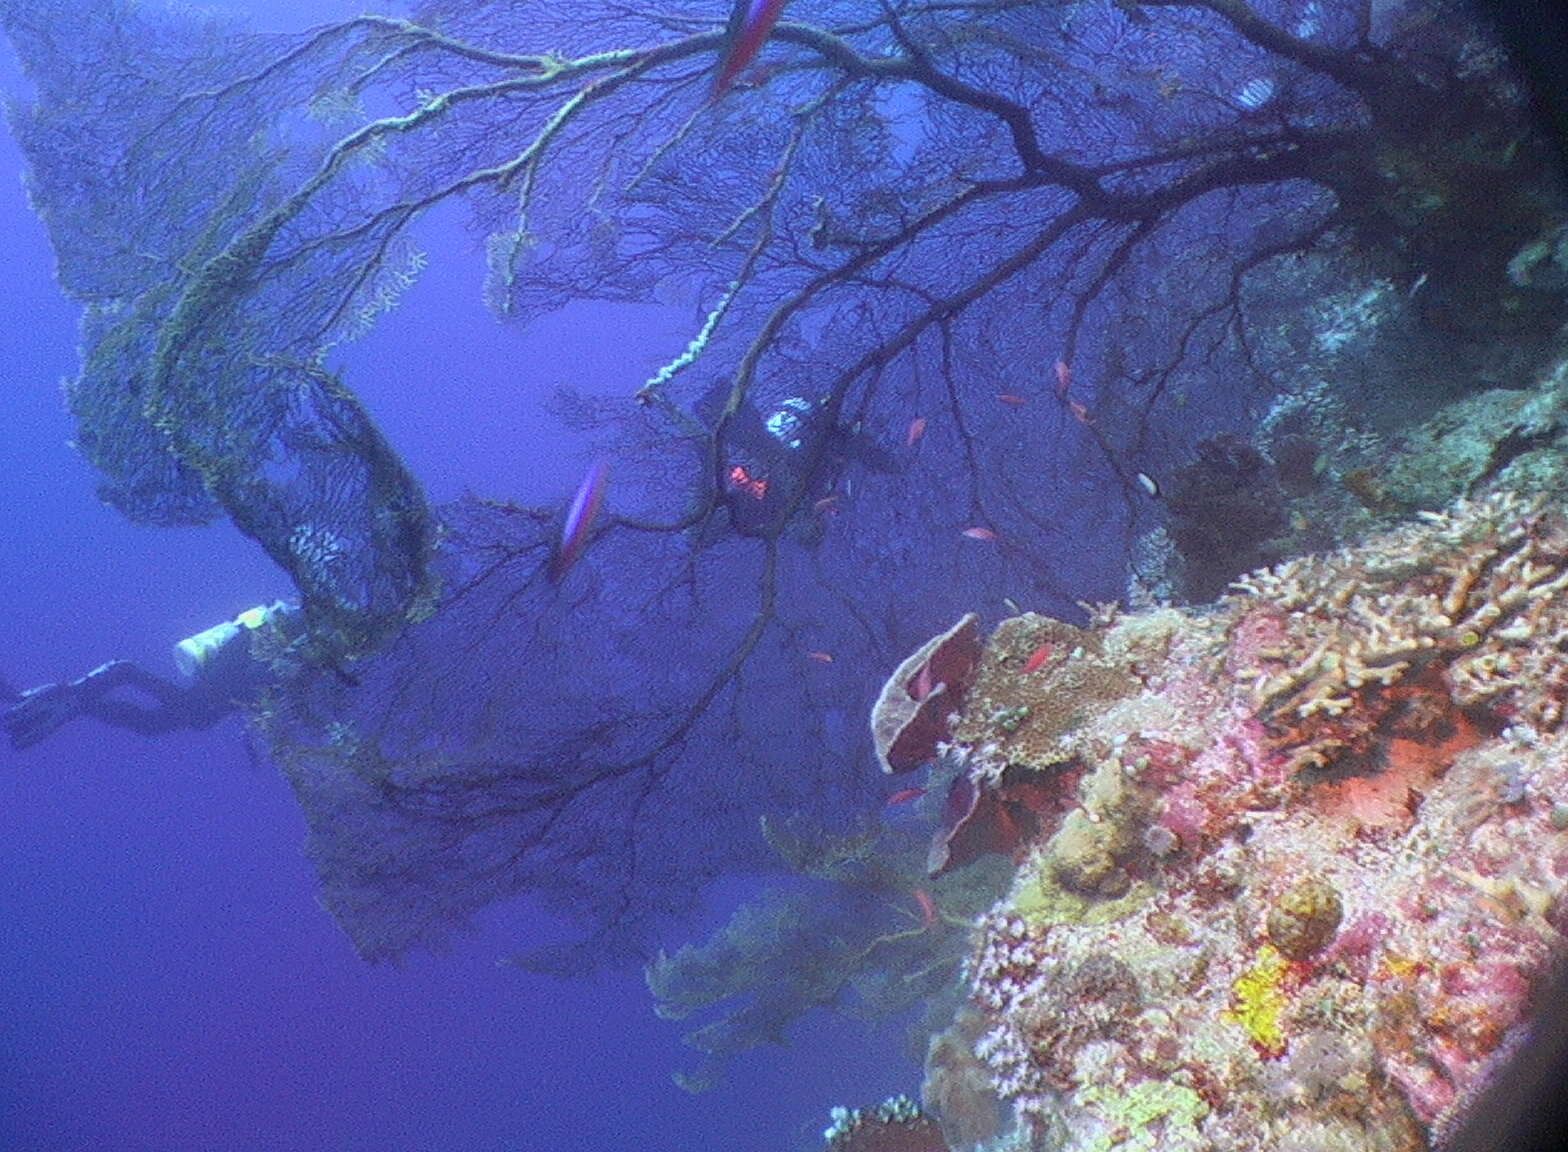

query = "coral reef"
[
  {"left": 648, "top": 813, "right": 1009, "bottom": 1093},
  {"left": 823, "top": 1095, "right": 949, "bottom": 1152},
  {"left": 922, "top": 1008, "right": 1004, "bottom": 1151},
  {"left": 1243, "top": 355, "right": 1568, "bottom": 574},
  {"left": 1165, "top": 434, "right": 1290, "bottom": 601},
  {"left": 1380, "top": 389, "right": 1557, "bottom": 510},
  {"left": 904, "top": 491, "right": 1568, "bottom": 1151},
  {"left": 1233, "top": 490, "right": 1568, "bottom": 756},
  {"left": 873, "top": 614, "right": 984, "bottom": 773},
  {"left": 1379, "top": 366, "right": 1568, "bottom": 512}
]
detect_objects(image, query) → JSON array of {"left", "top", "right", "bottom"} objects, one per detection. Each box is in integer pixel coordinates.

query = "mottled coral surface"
[{"left": 919, "top": 492, "right": 1568, "bottom": 1152}]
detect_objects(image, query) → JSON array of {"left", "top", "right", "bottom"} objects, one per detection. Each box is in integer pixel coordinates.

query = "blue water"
[
  {"left": 7, "top": 2, "right": 1568, "bottom": 1149},
  {"left": 0, "top": 3, "right": 911, "bottom": 1148}
]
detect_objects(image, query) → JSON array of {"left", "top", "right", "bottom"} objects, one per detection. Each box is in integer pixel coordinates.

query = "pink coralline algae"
[{"left": 897, "top": 492, "right": 1568, "bottom": 1152}]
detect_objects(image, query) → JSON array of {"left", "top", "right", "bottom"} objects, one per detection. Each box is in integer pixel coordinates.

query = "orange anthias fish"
[
  {"left": 886, "top": 786, "right": 926, "bottom": 807},
  {"left": 1022, "top": 643, "right": 1052, "bottom": 674},
  {"left": 1054, "top": 358, "right": 1072, "bottom": 400},
  {"left": 906, "top": 415, "right": 927, "bottom": 447},
  {"left": 997, "top": 393, "right": 1028, "bottom": 406},
  {"left": 712, "top": 0, "right": 791, "bottom": 99},
  {"left": 806, "top": 650, "right": 834, "bottom": 663},
  {"left": 913, "top": 887, "right": 938, "bottom": 930},
  {"left": 961, "top": 526, "right": 998, "bottom": 541}
]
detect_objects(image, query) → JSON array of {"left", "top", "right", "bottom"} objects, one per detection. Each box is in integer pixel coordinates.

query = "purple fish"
[{"left": 549, "top": 459, "right": 609, "bottom": 582}]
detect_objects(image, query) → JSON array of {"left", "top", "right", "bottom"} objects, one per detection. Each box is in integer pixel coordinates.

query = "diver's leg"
[
  {"left": 3, "top": 661, "right": 200, "bottom": 749},
  {"left": 77, "top": 661, "right": 185, "bottom": 707},
  {"left": 72, "top": 661, "right": 196, "bottom": 737},
  {"left": 3, "top": 660, "right": 238, "bottom": 748}
]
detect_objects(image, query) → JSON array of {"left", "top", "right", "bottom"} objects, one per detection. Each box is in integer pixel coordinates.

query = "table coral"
[{"left": 914, "top": 491, "right": 1568, "bottom": 1151}]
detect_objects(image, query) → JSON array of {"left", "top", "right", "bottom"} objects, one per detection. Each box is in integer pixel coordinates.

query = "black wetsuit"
[
  {"left": 2, "top": 603, "right": 298, "bottom": 751},
  {"left": 695, "top": 380, "right": 901, "bottom": 534}
]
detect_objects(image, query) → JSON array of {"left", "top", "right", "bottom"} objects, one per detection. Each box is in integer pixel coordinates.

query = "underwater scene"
[{"left": 4, "top": 1, "right": 1568, "bottom": 1149}]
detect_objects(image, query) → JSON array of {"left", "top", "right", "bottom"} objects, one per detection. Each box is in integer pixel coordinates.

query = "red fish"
[
  {"left": 1069, "top": 398, "right": 1093, "bottom": 426},
  {"left": 886, "top": 786, "right": 926, "bottom": 806},
  {"left": 806, "top": 650, "right": 833, "bottom": 663},
  {"left": 997, "top": 393, "right": 1028, "bottom": 406},
  {"left": 913, "top": 887, "right": 938, "bottom": 930},
  {"left": 712, "top": 0, "right": 790, "bottom": 99},
  {"left": 911, "top": 662, "right": 933, "bottom": 702},
  {"left": 549, "top": 459, "right": 608, "bottom": 581},
  {"left": 906, "top": 415, "right": 927, "bottom": 446},
  {"left": 813, "top": 494, "right": 839, "bottom": 514},
  {"left": 961, "top": 526, "right": 997, "bottom": 541},
  {"left": 1022, "top": 643, "right": 1052, "bottom": 674}
]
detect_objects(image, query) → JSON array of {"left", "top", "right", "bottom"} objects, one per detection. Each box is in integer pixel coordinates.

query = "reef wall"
[{"left": 889, "top": 491, "right": 1568, "bottom": 1151}]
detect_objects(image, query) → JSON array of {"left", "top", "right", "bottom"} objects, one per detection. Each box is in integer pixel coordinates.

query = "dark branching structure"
[{"left": 4, "top": 0, "right": 1564, "bottom": 970}]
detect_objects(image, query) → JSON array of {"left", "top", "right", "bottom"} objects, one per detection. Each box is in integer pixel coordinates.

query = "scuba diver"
[
  {"left": 693, "top": 378, "right": 901, "bottom": 536},
  {"left": 2, "top": 600, "right": 301, "bottom": 751}
]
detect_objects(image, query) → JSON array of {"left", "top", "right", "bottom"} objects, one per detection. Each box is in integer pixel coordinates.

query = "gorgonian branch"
[{"left": 11, "top": 0, "right": 1555, "bottom": 971}]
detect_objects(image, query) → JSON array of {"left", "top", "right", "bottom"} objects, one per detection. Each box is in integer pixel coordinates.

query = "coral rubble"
[{"left": 896, "top": 491, "right": 1568, "bottom": 1151}]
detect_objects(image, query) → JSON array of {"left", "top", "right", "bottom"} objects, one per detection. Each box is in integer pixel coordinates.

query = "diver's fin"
[{"left": 2, "top": 682, "right": 81, "bottom": 750}]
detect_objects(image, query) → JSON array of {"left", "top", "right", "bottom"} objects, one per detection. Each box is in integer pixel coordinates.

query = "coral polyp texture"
[{"left": 909, "top": 492, "right": 1568, "bottom": 1152}]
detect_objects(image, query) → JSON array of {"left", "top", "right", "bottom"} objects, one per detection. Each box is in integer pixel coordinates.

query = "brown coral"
[
  {"left": 951, "top": 609, "right": 1179, "bottom": 772},
  {"left": 823, "top": 1097, "right": 949, "bottom": 1152},
  {"left": 1015, "top": 953, "right": 1144, "bottom": 1089},
  {"left": 1267, "top": 877, "right": 1345, "bottom": 960},
  {"left": 1232, "top": 492, "right": 1568, "bottom": 773},
  {"left": 922, "top": 1009, "right": 1001, "bottom": 1151}
]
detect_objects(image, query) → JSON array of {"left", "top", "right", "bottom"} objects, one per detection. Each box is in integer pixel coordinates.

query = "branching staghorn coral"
[{"left": 1233, "top": 491, "right": 1568, "bottom": 770}]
